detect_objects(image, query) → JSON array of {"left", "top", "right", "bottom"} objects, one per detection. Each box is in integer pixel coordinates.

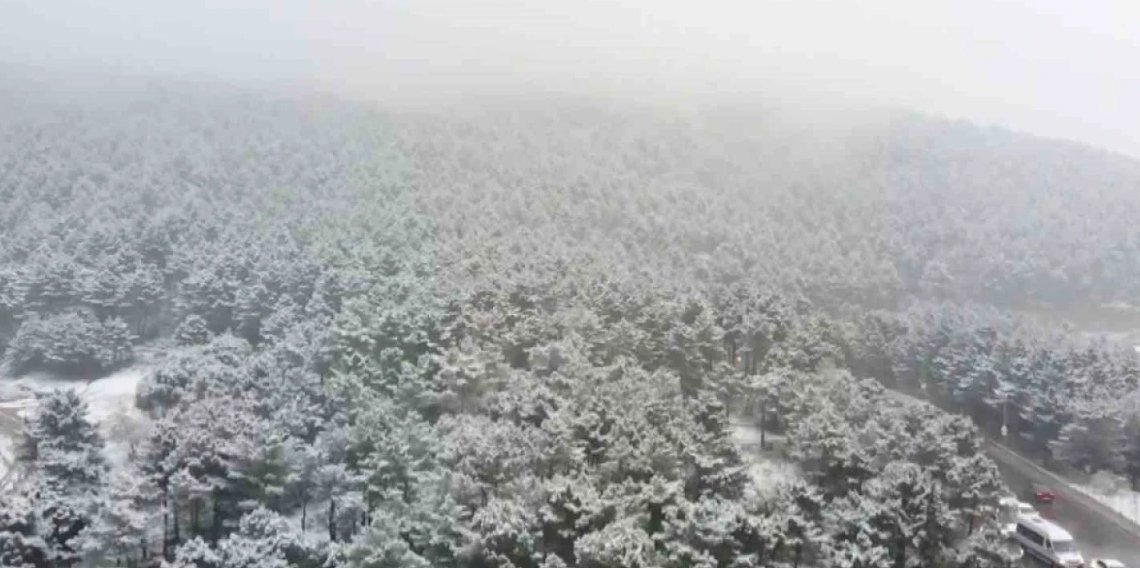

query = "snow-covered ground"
[
  {"left": 731, "top": 420, "right": 801, "bottom": 502},
  {"left": 1071, "top": 483, "right": 1140, "bottom": 527},
  {"left": 83, "top": 366, "right": 153, "bottom": 466},
  {"left": 287, "top": 500, "right": 334, "bottom": 544},
  {"left": 0, "top": 365, "right": 154, "bottom": 485}
]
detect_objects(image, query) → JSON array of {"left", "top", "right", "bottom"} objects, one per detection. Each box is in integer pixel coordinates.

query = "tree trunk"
[
  {"left": 760, "top": 405, "right": 768, "bottom": 450},
  {"left": 161, "top": 491, "right": 170, "bottom": 560},
  {"left": 328, "top": 499, "right": 337, "bottom": 542},
  {"left": 171, "top": 492, "right": 180, "bottom": 550},
  {"left": 211, "top": 492, "right": 223, "bottom": 545},
  {"left": 301, "top": 498, "right": 307, "bottom": 533}
]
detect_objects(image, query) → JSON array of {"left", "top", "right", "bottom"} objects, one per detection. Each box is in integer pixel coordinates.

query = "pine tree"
[
  {"left": 20, "top": 388, "right": 108, "bottom": 490},
  {"left": 81, "top": 468, "right": 160, "bottom": 568}
]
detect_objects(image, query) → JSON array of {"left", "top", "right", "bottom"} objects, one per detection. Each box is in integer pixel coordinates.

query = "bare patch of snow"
[
  {"left": 1102, "top": 301, "right": 1140, "bottom": 312},
  {"left": 82, "top": 367, "right": 149, "bottom": 420},
  {"left": 1071, "top": 482, "right": 1140, "bottom": 527},
  {"left": 731, "top": 420, "right": 801, "bottom": 502},
  {"left": 286, "top": 500, "right": 333, "bottom": 544},
  {"left": 79, "top": 366, "right": 153, "bottom": 466},
  {"left": 744, "top": 457, "right": 802, "bottom": 502},
  {"left": 0, "top": 434, "right": 13, "bottom": 489},
  {"left": 731, "top": 420, "right": 788, "bottom": 454}
]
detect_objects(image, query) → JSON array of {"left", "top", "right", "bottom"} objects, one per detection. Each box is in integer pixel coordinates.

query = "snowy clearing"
[
  {"left": 0, "top": 364, "right": 154, "bottom": 483},
  {"left": 731, "top": 420, "right": 801, "bottom": 502}
]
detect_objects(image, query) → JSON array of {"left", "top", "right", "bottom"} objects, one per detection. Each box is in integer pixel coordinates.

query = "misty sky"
[{"left": 3, "top": 0, "right": 1140, "bottom": 157}]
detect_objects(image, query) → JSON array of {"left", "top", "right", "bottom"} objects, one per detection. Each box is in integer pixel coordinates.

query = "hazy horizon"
[{"left": 3, "top": 0, "right": 1139, "bottom": 158}]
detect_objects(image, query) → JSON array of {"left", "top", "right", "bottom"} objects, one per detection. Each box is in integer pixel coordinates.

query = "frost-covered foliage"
[
  {"left": 2, "top": 389, "right": 109, "bottom": 566},
  {"left": 0, "top": 69, "right": 374, "bottom": 375},
  {"left": 162, "top": 507, "right": 324, "bottom": 568},
  {"left": 0, "top": 69, "right": 1076, "bottom": 567},
  {"left": 391, "top": 102, "right": 1140, "bottom": 309},
  {"left": 846, "top": 301, "right": 1140, "bottom": 483},
  {"left": 3, "top": 310, "right": 134, "bottom": 377},
  {"left": 750, "top": 370, "right": 1006, "bottom": 567}
]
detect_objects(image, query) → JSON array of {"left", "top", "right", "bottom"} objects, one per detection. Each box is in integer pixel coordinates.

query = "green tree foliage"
[{"left": 0, "top": 70, "right": 1059, "bottom": 567}]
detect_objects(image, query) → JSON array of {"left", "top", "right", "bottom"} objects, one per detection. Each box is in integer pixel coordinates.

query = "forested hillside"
[
  {"left": 392, "top": 100, "right": 1140, "bottom": 310},
  {"left": 1, "top": 68, "right": 1134, "bottom": 567}
]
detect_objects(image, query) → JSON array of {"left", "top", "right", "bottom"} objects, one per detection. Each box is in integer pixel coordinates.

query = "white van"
[{"left": 1012, "top": 515, "right": 1085, "bottom": 567}]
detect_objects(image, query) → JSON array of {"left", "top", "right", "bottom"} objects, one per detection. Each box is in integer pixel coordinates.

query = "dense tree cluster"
[
  {"left": 748, "top": 368, "right": 1012, "bottom": 567},
  {"left": 0, "top": 69, "right": 383, "bottom": 374},
  {"left": 2, "top": 67, "right": 1123, "bottom": 567},
  {"left": 847, "top": 301, "right": 1140, "bottom": 485},
  {"left": 392, "top": 101, "right": 1140, "bottom": 309},
  {"left": 5, "top": 276, "right": 1019, "bottom": 567}
]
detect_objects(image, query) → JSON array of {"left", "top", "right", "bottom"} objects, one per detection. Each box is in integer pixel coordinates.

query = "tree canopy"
[{"left": 1, "top": 66, "right": 1124, "bottom": 568}]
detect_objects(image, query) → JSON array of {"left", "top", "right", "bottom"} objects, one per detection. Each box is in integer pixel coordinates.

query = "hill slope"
[
  {"left": 391, "top": 100, "right": 1140, "bottom": 310},
  {"left": 0, "top": 70, "right": 1121, "bottom": 567}
]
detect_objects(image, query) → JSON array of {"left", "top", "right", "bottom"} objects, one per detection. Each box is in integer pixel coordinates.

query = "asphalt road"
[{"left": 986, "top": 442, "right": 1140, "bottom": 566}]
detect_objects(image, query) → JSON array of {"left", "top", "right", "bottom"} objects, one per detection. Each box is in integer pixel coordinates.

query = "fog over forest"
[
  {"left": 4, "top": 0, "right": 1140, "bottom": 156},
  {"left": 4, "top": 2, "right": 1140, "bottom": 568}
]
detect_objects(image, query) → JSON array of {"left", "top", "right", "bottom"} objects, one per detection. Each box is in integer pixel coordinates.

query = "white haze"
[{"left": 3, "top": 0, "right": 1140, "bottom": 157}]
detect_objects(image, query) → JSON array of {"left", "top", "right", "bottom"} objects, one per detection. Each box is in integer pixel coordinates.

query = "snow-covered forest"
[{"left": 2, "top": 67, "right": 1137, "bottom": 567}]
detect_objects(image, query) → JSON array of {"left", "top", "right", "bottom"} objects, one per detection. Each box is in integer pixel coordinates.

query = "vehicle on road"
[
  {"left": 1011, "top": 514, "right": 1085, "bottom": 567},
  {"left": 1030, "top": 482, "right": 1058, "bottom": 504},
  {"left": 998, "top": 497, "right": 1040, "bottom": 537},
  {"left": 1017, "top": 500, "right": 1039, "bottom": 518},
  {"left": 1089, "top": 560, "right": 1126, "bottom": 568}
]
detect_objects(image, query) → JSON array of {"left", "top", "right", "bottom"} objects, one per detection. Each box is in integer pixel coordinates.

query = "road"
[
  {"left": 987, "top": 442, "right": 1140, "bottom": 566},
  {"left": 880, "top": 388, "right": 1140, "bottom": 564}
]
